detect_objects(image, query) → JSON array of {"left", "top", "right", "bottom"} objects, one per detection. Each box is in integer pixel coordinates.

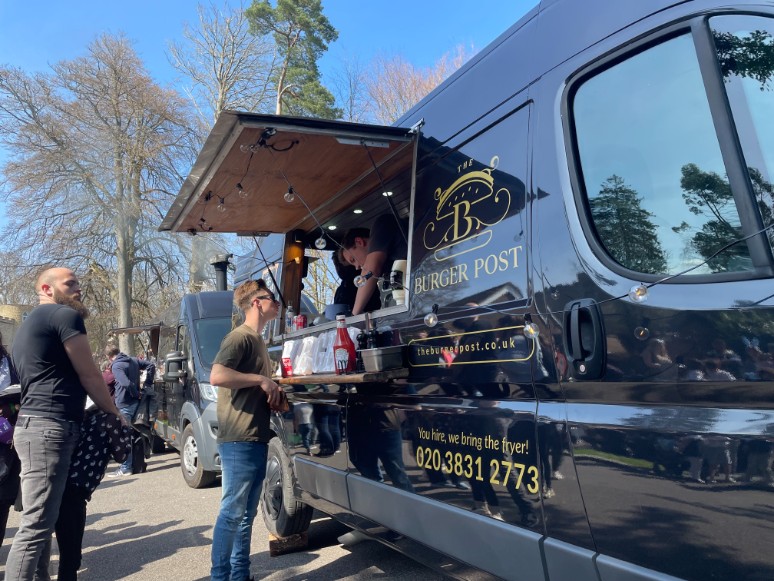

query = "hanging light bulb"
[
  {"left": 634, "top": 326, "right": 650, "bottom": 340},
  {"left": 314, "top": 237, "right": 327, "bottom": 250},
  {"left": 523, "top": 322, "right": 540, "bottom": 339},
  {"left": 237, "top": 183, "right": 249, "bottom": 199},
  {"left": 354, "top": 271, "right": 373, "bottom": 288},
  {"left": 217, "top": 196, "right": 227, "bottom": 213},
  {"left": 284, "top": 187, "right": 295, "bottom": 203},
  {"left": 239, "top": 143, "right": 254, "bottom": 153},
  {"left": 628, "top": 283, "right": 649, "bottom": 303},
  {"left": 424, "top": 304, "right": 439, "bottom": 327}
]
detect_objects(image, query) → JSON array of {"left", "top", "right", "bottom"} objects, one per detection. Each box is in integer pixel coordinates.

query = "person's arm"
[
  {"left": 138, "top": 359, "right": 156, "bottom": 387},
  {"left": 352, "top": 249, "right": 387, "bottom": 315},
  {"left": 210, "top": 363, "right": 283, "bottom": 408},
  {"left": 64, "top": 334, "right": 124, "bottom": 420}
]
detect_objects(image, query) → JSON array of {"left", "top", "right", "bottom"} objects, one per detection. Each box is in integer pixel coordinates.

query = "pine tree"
[
  {"left": 246, "top": 0, "right": 341, "bottom": 118},
  {"left": 589, "top": 175, "right": 668, "bottom": 274}
]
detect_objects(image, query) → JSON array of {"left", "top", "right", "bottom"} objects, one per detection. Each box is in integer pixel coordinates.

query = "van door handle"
[{"left": 562, "top": 299, "right": 606, "bottom": 379}]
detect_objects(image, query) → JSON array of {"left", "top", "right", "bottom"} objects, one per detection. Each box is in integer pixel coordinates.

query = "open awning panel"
[{"left": 160, "top": 112, "right": 415, "bottom": 235}]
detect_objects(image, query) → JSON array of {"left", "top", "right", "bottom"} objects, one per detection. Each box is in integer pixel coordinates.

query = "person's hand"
[
  {"left": 260, "top": 378, "right": 283, "bottom": 409},
  {"left": 117, "top": 413, "right": 130, "bottom": 427}
]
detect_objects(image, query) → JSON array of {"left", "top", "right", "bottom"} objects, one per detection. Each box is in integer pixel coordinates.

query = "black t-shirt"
[
  {"left": 12, "top": 304, "right": 88, "bottom": 423},
  {"left": 367, "top": 213, "right": 408, "bottom": 271}
]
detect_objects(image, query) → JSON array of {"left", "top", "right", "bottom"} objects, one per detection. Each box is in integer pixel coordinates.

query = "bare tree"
[
  {"left": 304, "top": 249, "right": 337, "bottom": 313},
  {"left": 330, "top": 52, "right": 370, "bottom": 123},
  {"left": 168, "top": 0, "right": 276, "bottom": 129},
  {"left": 0, "top": 34, "right": 198, "bottom": 353},
  {"left": 169, "top": 1, "right": 279, "bottom": 293},
  {"left": 365, "top": 45, "right": 471, "bottom": 124}
]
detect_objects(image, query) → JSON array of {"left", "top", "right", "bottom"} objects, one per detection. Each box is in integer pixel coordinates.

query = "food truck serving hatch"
[{"left": 159, "top": 111, "right": 417, "bottom": 236}]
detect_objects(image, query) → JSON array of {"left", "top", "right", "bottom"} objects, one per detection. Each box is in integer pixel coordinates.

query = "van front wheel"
[
  {"left": 261, "top": 437, "right": 313, "bottom": 537},
  {"left": 181, "top": 424, "right": 216, "bottom": 488}
]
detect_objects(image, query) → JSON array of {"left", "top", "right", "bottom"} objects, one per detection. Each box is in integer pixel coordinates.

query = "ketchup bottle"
[{"left": 333, "top": 314, "right": 356, "bottom": 374}]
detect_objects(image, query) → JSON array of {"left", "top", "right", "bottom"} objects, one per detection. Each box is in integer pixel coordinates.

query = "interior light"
[
  {"left": 353, "top": 209, "right": 363, "bottom": 214},
  {"left": 284, "top": 187, "right": 295, "bottom": 203},
  {"left": 382, "top": 191, "right": 393, "bottom": 197},
  {"left": 327, "top": 225, "right": 337, "bottom": 231},
  {"left": 237, "top": 183, "right": 248, "bottom": 199},
  {"left": 335, "top": 137, "right": 390, "bottom": 148},
  {"left": 315, "top": 237, "right": 327, "bottom": 250}
]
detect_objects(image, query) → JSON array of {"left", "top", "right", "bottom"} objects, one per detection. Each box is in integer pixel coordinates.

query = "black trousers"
[
  {"left": 0, "top": 501, "right": 11, "bottom": 548},
  {"left": 55, "top": 485, "right": 89, "bottom": 581}
]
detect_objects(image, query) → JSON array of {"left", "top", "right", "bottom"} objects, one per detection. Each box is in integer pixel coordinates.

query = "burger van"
[{"left": 160, "top": 1, "right": 774, "bottom": 579}]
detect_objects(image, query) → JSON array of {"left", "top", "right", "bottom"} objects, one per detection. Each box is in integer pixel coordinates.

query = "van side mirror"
[{"left": 163, "top": 350, "right": 188, "bottom": 382}]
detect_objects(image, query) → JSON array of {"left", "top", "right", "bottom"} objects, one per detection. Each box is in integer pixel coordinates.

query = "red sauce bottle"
[{"left": 333, "top": 315, "right": 356, "bottom": 374}]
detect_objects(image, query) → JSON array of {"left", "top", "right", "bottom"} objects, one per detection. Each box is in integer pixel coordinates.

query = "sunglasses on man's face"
[{"left": 254, "top": 295, "right": 278, "bottom": 304}]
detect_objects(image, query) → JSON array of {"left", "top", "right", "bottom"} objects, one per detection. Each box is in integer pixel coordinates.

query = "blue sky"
[{"left": 0, "top": 0, "right": 536, "bottom": 228}]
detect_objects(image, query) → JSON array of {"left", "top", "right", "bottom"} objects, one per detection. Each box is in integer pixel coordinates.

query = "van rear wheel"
[
  {"left": 181, "top": 424, "right": 216, "bottom": 488},
  {"left": 261, "top": 437, "right": 313, "bottom": 537}
]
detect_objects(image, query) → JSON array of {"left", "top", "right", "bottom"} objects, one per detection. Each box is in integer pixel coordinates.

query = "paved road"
[{"left": 0, "top": 449, "right": 446, "bottom": 580}]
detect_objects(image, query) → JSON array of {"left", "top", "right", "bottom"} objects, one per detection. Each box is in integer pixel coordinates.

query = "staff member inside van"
[{"left": 341, "top": 213, "right": 407, "bottom": 315}]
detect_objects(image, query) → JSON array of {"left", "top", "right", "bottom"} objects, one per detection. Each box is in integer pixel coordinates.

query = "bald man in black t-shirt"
[{"left": 6, "top": 267, "right": 123, "bottom": 581}]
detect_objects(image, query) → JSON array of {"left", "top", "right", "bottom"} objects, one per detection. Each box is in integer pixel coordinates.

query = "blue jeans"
[
  {"left": 5, "top": 416, "right": 80, "bottom": 581},
  {"left": 211, "top": 441, "right": 268, "bottom": 581},
  {"left": 118, "top": 401, "right": 139, "bottom": 473}
]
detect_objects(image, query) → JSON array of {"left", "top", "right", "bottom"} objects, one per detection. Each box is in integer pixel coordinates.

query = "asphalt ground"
[{"left": 0, "top": 449, "right": 446, "bottom": 580}]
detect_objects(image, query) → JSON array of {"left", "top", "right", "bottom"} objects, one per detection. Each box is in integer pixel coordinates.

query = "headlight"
[{"left": 200, "top": 382, "right": 219, "bottom": 402}]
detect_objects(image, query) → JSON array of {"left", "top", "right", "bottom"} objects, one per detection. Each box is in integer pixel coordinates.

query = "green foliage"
[
  {"left": 679, "top": 163, "right": 747, "bottom": 272},
  {"left": 589, "top": 175, "right": 668, "bottom": 274},
  {"left": 713, "top": 29, "right": 774, "bottom": 90},
  {"left": 246, "top": 0, "right": 341, "bottom": 118}
]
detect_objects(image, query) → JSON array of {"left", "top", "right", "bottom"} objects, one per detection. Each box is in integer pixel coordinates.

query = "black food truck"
[{"left": 160, "top": 1, "right": 774, "bottom": 579}]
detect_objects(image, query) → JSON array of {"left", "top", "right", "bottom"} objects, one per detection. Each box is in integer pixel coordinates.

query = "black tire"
[
  {"left": 181, "top": 424, "right": 216, "bottom": 489},
  {"left": 261, "top": 437, "right": 313, "bottom": 537}
]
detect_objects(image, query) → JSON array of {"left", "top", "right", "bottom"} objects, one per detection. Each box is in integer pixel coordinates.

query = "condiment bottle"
[
  {"left": 285, "top": 304, "right": 295, "bottom": 333},
  {"left": 333, "top": 314, "right": 356, "bottom": 375}
]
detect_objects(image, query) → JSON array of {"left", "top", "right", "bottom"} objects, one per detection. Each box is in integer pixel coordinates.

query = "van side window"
[
  {"left": 573, "top": 34, "right": 753, "bottom": 275},
  {"left": 710, "top": 15, "right": 774, "bottom": 251}
]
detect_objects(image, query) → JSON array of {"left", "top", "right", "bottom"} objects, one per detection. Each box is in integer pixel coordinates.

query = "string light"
[
  {"left": 284, "top": 187, "right": 295, "bottom": 203},
  {"left": 523, "top": 322, "right": 540, "bottom": 339},
  {"left": 217, "top": 196, "right": 227, "bottom": 213},
  {"left": 628, "top": 283, "right": 649, "bottom": 303},
  {"left": 354, "top": 271, "right": 373, "bottom": 288},
  {"left": 424, "top": 304, "right": 440, "bottom": 327},
  {"left": 237, "top": 183, "right": 248, "bottom": 199}
]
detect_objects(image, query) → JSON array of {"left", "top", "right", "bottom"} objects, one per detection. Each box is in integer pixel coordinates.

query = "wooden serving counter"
[{"left": 277, "top": 367, "right": 409, "bottom": 385}]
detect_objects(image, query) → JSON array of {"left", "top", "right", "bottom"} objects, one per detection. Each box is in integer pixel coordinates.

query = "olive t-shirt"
[
  {"left": 213, "top": 324, "right": 273, "bottom": 443},
  {"left": 12, "top": 303, "right": 88, "bottom": 423}
]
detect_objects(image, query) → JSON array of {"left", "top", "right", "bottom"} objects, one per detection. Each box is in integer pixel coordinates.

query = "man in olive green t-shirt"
[{"left": 209, "top": 279, "right": 283, "bottom": 581}]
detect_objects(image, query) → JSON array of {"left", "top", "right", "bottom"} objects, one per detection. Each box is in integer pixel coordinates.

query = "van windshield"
[{"left": 193, "top": 317, "right": 233, "bottom": 368}]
